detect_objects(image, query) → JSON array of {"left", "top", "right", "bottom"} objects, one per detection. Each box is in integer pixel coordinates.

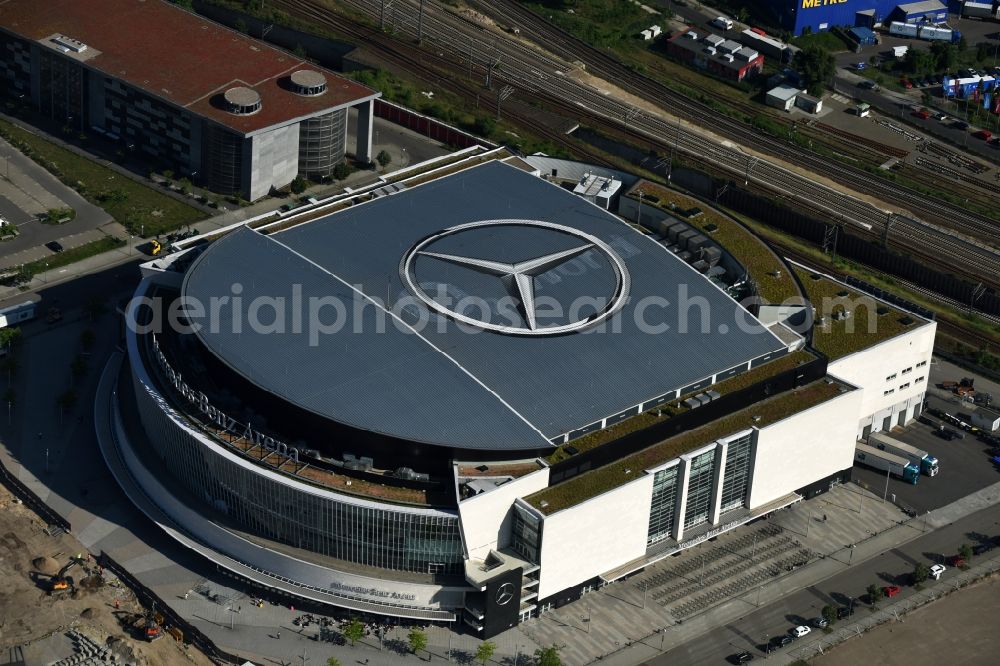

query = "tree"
[
  {"left": 333, "top": 162, "right": 351, "bottom": 180},
  {"left": 475, "top": 640, "right": 496, "bottom": 664},
  {"left": 867, "top": 583, "right": 884, "bottom": 606},
  {"left": 408, "top": 627, "right": 428, "bottom": 655},
  {"left": 80, "top": 328, "right": 96, "bottom": 352},
  {"left": 342, "top": 618, "right": 364, "bottom": 646},
  {"left": 793, "top": 46, "right": 835, "bottom": 96},
  {"left": 0, "top": 326, "right": 22, "bottom": 354},
  {"left": 535, "top": 645, "right": 563, "bottom": 666},
  {"left": 178, "top": 177, "right": 192, "bottom": 195},
  {"left": 84, "top": 297, "right": 108, "bottom": 321},
  {"left": 912, "top": 562, "right": 929, "bottom": 585},
  {"left": 904, "top": 48, "right": 935, "bottom": 75},
  {"left": 235, "top": 18, "right": 248, "bottom": 34},
  {"left": 290, "top": 176, "right": 308, "bottom": 194},
  {"left": 930, "top": 42, "right": 958, "bottom": 71},
  {"left": 376, "top": 150, "right": 392, "bottom": 168},
  {"left": 821, "top": 604, "right": 837, "bottom": 625},
  {"left": 71, "top": 354, "right": 88, "bottom": 382},
  {"left": 294, "top": 43, "right": 308, "bottom": 58},
  {"left": 736, "top": 7, "right": 749, "bottom": 24},
  {"left": 959, "top": 543, "right": 973, "bottom": 561},
  {"left": 56, "top": 389, "right": 77, "bottom": 424}
]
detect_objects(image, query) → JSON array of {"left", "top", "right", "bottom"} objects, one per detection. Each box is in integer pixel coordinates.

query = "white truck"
[
  {"left": 854, "top": 443, "right": 920, "bottom": 484},
  {"left": 868, "top": 431, "right": 939, "bottom": 476}
]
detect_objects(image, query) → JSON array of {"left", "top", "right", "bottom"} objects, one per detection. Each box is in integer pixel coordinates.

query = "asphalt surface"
[
  {"left": 851, "top": 411, "right": 1000, "bottom": 515},
  {"left": 653, "top": 501, "right": 1000, "bottom": 666}
]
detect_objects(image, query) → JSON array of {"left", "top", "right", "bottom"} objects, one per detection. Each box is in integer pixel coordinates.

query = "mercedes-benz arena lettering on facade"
[{"left": 109, "top": 157, "right": 931, "bottom": 637}]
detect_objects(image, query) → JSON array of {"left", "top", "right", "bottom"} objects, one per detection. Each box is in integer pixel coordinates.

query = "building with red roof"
[{"left": 0, "top": 0, "right": 380, "bottom": 200}]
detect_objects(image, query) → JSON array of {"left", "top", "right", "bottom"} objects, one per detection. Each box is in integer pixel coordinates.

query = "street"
[{"left": 653, "top": 502, "right": 1000, "bottom": 665}]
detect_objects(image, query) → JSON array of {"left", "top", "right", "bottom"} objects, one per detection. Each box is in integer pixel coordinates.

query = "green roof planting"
[
  {"left": 526, "top": 378, "right": 847, "bottom": 515},
  {"left": 627, "top": 182, "right": 799, "bottom": 304},
  {"left": 793, "top": 267, "right": 926, "bottom": 360}
]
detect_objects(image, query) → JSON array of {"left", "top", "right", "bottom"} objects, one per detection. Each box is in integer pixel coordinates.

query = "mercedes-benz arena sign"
[{"left": 400, "top": 219, "right": 631, "bottom": 335}]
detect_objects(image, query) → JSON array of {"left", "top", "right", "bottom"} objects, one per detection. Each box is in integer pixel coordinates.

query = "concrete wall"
[
  {"left": 458, "top": 466, "right": 551, "bottom": 561},
  {"left": 828, "top": 322, "right": 936, "bottom": 438},
  {"left": 748, "top": 386, "right": 862, "bottom": 509},
  {"left": 247, "top": 123, "right": 300, "bottom": 200},
  {"left": 536, "top": 475, "right": 654, "bottom": 600}
]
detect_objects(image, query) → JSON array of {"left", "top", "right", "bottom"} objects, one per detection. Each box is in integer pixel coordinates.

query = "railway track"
[
  {"left": 813, "top": 122, "right": 909, "bottom": 159},
  {"left": 328, "top": 0, "right": 1000, "bottom": 285},
  {"left": 271, "top": 0, "right": 1000, "bottom": 292}
]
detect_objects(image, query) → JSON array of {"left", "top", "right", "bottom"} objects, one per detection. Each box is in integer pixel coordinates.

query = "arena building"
[
  {"left": 98, "top": 148, "right": 935, "bottom": 638},
  {"left": 0, "top": 0, "right": 378, "bottom": 200},
  {"left": 774, "top": 0, "right": 950, "bottom": 36}
]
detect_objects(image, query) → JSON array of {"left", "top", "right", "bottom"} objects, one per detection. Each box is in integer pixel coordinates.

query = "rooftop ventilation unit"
[
  {"left": 52, "top": 34, "right": 87, "bottom": 53},
  {"left": 290, "top": 69, "right": 328, "bottom": 96},
  {"left": 223, "top": 87, "right": 262, "bottom": 115}
]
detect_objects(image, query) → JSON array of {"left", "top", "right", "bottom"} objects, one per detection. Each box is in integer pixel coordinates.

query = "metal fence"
[
  {"left": 786, "top": 551, "right": 1000, "bottom": 662},
  {"left": 0, "top": 457, "right": 71, "bottom": 534}
]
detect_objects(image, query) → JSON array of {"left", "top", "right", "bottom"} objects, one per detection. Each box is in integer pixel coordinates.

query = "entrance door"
[
  {"left": 862, "top": 424, "right": 872, "bottom": 439},
  {"left": 898, "top": 410, "right": 907, "bottom": 427},
  {"left": 882, "top": 415, "right": 893, "bottom": 431}
]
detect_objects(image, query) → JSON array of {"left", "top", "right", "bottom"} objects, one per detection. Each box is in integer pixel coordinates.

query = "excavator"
[{"left": 48, "top": 558, "right": 79, "bottom": 595}]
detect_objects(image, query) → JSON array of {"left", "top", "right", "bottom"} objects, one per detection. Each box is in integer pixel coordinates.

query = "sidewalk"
[{"left": 592, "top": 478, "right": 1000, "bottom": 666}]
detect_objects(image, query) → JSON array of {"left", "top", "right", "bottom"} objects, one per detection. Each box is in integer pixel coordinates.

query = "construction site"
[{"left": 0, "top": 482, "right": 213, "bottom": 666}]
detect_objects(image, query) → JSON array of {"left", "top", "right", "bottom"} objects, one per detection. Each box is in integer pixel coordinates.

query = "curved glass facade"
[
  {"left": 131, "top": 333, "right": 464, "bottom": 575},
  {"left": 298, "top": 109, "right": 346, "bottom": 179}
]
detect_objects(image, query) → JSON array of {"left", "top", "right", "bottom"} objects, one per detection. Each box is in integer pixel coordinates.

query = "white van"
[{"left": 711, "top": 16, "right": 734, "bottom": 31}]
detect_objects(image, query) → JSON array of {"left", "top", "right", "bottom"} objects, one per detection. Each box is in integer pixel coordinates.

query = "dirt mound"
[
  {"left": 81, "top": 607, "right": 97, "bottom": 619},
  {"left": 32, "top": 556, "right": 60, "bottom": 575}
]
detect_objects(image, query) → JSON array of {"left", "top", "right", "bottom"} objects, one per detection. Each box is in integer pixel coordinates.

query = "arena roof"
[
  {"left": 182, "top": 161, "right": 788, "bottom": 451},
  {"left": 0, "top": 0, "right": 377, "bottom": 134}
]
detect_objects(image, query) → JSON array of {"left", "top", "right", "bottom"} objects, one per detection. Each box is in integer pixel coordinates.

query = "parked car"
[
  {"left": 935, "top": 427, "right": 963, "bottom": 441},
  {"left": 790, "top": 625, "right": 812, "bottom": 638},
  {"left": 812, "top": 616, "right": 829, "bottom": 628},
  {"left": 836, "top": 606, "right": 854, "bottom": 619},
  {"left": 972, "top": 543, "right": 993, "bottom": 556},
  {"left": 952, "top": 120, "right": 969, "bottom": 130},
  {"left": 770, "top": 634, "right": 794, "bottom": 649},
  {"left": 947, "top": 555, "right": 966, "bottom": 567},
  {"left": 882, "top": 585, "right": 902, "bottom": 598},
  {"left": 913, "top": 109, "right": 931, "bottom": 119},
  {"left": 929, "top": 563, "right": 946, "bottom": 580},
  {"left": 974, "top": 130, "right": 993, "bottom": 141},
  {"left": 853, "top": 62, "right": 867, "bottom": 70},
  {"left": 728, "top": 651, "right": 755, "bottom": 664},
  {"left": 44, "top": 240, "right": 64, "bottom": 253},
  {"left": 900, "top": 78, "right": 914, "bottom": 89}
]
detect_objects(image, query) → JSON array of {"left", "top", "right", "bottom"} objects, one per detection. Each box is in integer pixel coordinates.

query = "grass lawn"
[
  {"left": 0, "top": 119, "right": 205, "bottom": 236},
  {"left": 791, "top": 31, "right": 851, "bottom": 52},
  {"left": 22, "top": 236, "right": 125, "bottom": 274}
]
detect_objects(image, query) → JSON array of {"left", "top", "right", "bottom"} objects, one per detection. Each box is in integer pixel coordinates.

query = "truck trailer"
[
  {"left": 868, "top": 432, "right": 939, "bottom": 476},
  {"left": 961, "top": 1, "right": 1000, "bottom": 20},
  {"left": 854, "top": 443, "right": 920, "bottom": 484}
]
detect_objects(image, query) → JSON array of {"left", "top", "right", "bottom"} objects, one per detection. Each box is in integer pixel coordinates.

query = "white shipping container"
[{"left": 889, "top": 21, "right": 919, "bottom": 38}]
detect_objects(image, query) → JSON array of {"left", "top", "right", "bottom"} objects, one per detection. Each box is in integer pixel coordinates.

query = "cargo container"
[
  {"left": 854, "top": 443, "right": 920, "bottom": 484},
  {"left": 961, "top": 1, "right": 1000, "bottom": 20},
  {"left": 889, "top": 21, "right": 919, "bottom": 38},
  {"left": 868, "top": 431, "right": 939, "bottom": 476}
]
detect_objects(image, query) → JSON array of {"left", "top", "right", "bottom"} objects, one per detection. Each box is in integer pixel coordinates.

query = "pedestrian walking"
[{"left": 276, "top": 631, "right": 281, "bottom": 639}]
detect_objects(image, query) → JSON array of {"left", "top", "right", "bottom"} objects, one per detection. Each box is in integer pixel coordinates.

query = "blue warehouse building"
[{"left": 778, "top": 0, "right": 950, "bottom": 36}]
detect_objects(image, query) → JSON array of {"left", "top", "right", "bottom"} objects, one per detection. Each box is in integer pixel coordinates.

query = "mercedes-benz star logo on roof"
[
  {"left": 495, "top": 582, "right": 516, "bottom": 606},
  {"left": 401, "top": 220, "right": 631, "bottom": 336}
]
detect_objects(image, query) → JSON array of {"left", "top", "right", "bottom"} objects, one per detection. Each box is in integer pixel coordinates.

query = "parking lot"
[{"left": 853, "top": 403, "right": 1000, "bottom": 516}]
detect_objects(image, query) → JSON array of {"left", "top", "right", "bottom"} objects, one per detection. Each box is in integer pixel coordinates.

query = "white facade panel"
[
  {"left": 458, "top": 466, "right": 551, "bottom": 561},
  {"left": 249, "top": 123, "right": 300, "bottom": 200},
  {"left": 536, "top": 475, "right": 654, "bottom": 600},
  {"left": 827, "top": 322, "right": 935, "bottom": 438},
  {"left": 748, "top": 387, "right": 862, "bottom": 509}
]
